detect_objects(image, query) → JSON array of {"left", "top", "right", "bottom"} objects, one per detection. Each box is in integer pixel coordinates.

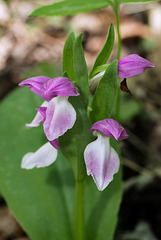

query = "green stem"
[
  {"left": 115, "top": 84, "right": 121, "bottom": 122},
  {"left": 113, "top": 2, "right": 121, "bottom": 121},
  {"left": 114, "top": 3, "right": 121, "bottom": 61},
  {"left": 74, "top": 180, "right": 85, "bottom": 240}
]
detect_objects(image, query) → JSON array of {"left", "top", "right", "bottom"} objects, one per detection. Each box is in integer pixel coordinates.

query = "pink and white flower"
[
  {"left": 19, "top": 76, "right": 79, "bottom": 168},
  {"left": 84, "top": 119, "right": 128, "bottom": 191},
  {"left": 89, "top": 54, "right": 154, "bottom": 86}
]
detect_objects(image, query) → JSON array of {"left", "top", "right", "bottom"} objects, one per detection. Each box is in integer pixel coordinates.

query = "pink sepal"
[
  {"left": 19, "top": 76, "right": 79, "bottom": 101},
  {"left": 44, "top": 77, "right": 79, "bottom": 97},
  {"left": 89, "top": 119, "right": 128, "bottom": 141},
  {"left": 19, "top": 76, "right": 51, "bottom": 101},
  {"left": 118, "top": 54, "right": 154, "bottom": 78}
]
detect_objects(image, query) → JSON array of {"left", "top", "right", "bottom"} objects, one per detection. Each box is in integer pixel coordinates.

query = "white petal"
[
  {"left": 21, "top": 142, "right": 57, "bottom": 169},
  {"left": 89, "top": 71, "right": 105, "bottom": 86},
  {"left": 21, "top": 153, "right": 37, "bottom": 169},
  {"left": 84, "top": 133, "right": 119, "bottom": 191},
  {"left": 26, "top": 101, "right": 48, "bottom": 128},
  {"left": 44, "top": 96, "right": 76, "bottom": 141}
]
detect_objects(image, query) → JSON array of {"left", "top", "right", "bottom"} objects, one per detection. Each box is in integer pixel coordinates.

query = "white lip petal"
[
  {"left": 21, "top": 142, "right": 57, "bottom": 169},
  {"left": 44, "top": 96, "right": 76, "bottom": 141},
  {"left": 26, "top": 101, "right": 48, "bottom": 128},
  {"left": 84, "top": 133, "right": 119, "bottom": 191},
  {"left": 21, "top": 153, "right": 37, "bottom": 169}
]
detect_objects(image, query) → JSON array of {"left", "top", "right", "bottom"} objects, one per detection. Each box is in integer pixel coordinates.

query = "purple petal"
[
  {"left": 49, "top": 139, "right": 60, "bottom": 150},
  {"left": 89, "top": 119, "right": 128, "bottom": 141},
  {"left": 19, "top": 76, "right": 51, "bottom": 101},
  {"left": 43, "top": 96, "right": 76, "bottom": 141},
  {"left": 19, "top": 76, "right": 79, "bottom": 101},
  {"left": 36, "top": 107, "right": 47, "bottom": 120},
  {"left": 118, "top": 54, "right": 155, "bottom": 78},
  {"left": 44, "top": 77, "right": 79, "bottom": 98},
  {"left": 84, "top": 133, "right": 119, "bottom": 191},
  {"left": 26, "top": 101, "right": 48, "bottom": 128},
  {"left": 21, "top": 142, "right": 57, "bottom": 169}
]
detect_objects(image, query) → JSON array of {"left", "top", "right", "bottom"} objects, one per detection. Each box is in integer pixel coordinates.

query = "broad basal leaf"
[{"left": 0, "top": 88, "right": 75, "bottom": 240}]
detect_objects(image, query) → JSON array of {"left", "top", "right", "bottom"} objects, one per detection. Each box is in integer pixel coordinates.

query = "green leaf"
[
  {"left": 63, "top": 33, "right": 89, "bottom": 108},
  {"left": 90, "top": 60, "right": 118, "bottom": 124},
  {"left": 119, "top": 0, "right": 157, "bottom": 3},
  {"left": 89, "top": 23, "right": 115, "bottom": 79},
  {"left": 89, "top": 64, "right": 109, "bottom": 79},
  {"left": 63, "top": 32, "right": 76, "bottom": 82},
  {"left": 30, "top": 0, "right": 111, "bottom": 17},
  {"left": 0, "top": 88, "right": 74, "bottom": 240},
  {"left": 59, "top": 97, "right": 93, "bottom": 181},
  {"left": 73, "top": 34, "right": 89, "bottom": 108}
]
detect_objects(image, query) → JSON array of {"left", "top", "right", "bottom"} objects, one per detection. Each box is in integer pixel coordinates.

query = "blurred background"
[{"left": 0, "top": 0, "right": 161, "bottom": 239}]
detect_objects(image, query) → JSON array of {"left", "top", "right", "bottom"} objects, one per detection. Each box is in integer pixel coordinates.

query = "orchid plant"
[
  {"left": 0, "top": 1, "right": 156, "bottom": 240},
  {"left": 17, "top": 27, "right": 154, "bottom": 239}
]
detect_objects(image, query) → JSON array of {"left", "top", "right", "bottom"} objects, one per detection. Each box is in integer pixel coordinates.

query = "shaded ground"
[{"left": 0, "top": 1, "right": 161, "bottom": 239}]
